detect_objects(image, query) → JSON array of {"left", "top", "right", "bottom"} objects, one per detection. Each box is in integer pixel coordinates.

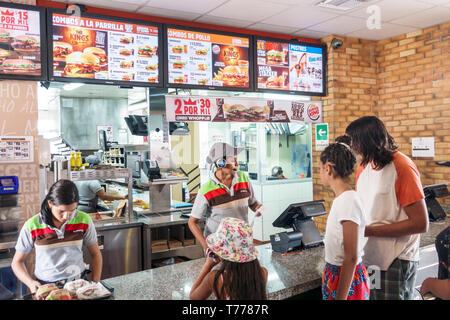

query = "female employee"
[
  {"left": 74, "top": 180, "right": 127, "bottom": 213},
  {"left": 11, "top": 180, "right": 102, "bottom": 293}
]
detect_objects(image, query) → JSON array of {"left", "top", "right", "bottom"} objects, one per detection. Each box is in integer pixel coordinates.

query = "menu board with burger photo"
[
  {"left": 0, "top": 3, "right": 44, "bottom": 79},
  {"left": 50, "top": 12, "right": 160, "bottom": 86},
  {"left": 166, "top": 27, "right": 250, "bottom": 90},
  {"left": 256, "top": 38, "right": 325, "bottom": 96}
]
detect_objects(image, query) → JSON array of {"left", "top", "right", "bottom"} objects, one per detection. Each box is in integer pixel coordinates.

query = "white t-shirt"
[{"left": 324, "top": 190, "right": 366, "bottom": 266}]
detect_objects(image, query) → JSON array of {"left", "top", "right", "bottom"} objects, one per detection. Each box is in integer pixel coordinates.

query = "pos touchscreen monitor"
[{"left": 273, "top": 200, "right": 326, "bottom": 229}]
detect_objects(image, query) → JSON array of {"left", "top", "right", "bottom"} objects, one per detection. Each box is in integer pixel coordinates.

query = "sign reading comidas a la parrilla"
[{"left": 165, "top": 95, "right": 322, "bottom": 123}]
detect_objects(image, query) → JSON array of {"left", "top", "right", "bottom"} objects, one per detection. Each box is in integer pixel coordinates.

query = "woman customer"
[
  {"left": 190, "top": 217, "right": 268, "bottom": 300},
  {"left": 345, "top": 116, "right": 428, "bottom": 300},
  {"left": 320, "top": 136, "right": 370, "bottom": 300},
  {"left": 11, "top": 180, "right": 102, "bottom": 294}
]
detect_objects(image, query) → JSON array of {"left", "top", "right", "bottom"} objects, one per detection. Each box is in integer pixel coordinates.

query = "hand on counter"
[{"left": 28, "top": 280, "right": 42, "bottom": 294}]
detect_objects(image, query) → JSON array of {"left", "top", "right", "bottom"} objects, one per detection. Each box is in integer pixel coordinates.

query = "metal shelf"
[
  {"left": 67, "top": 168, "right": 131, "bottom": 181},
  {"left": 148, "top": 177, "right": 188, "bottom": 186}
]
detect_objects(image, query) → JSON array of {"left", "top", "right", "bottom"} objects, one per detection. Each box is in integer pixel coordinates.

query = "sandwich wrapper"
[{"left": 113, "top": 200, "right": 127, "bottom": 218}]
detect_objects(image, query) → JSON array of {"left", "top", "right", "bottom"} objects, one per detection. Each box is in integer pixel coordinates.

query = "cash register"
[{"left": 270, "top": 200, "right": 327, "bottom": 253}]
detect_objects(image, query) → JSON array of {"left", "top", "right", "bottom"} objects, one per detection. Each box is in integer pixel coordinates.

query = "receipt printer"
[{"left": 270, "top": 231, "right": 303, "bottom": 253}]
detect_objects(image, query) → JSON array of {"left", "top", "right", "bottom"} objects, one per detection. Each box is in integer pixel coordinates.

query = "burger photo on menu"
[
  {"left": 222, "top": 103, "right": 248, "bottom": 122},
  {"left": 0, "top": 58, "right": 40, "bottom": 75},
  {"left": 148, "top": 76, "right": 158, "bottom": 83},
  {"left": 145, "top": 64, "right": 158, "bottom": 71},
  {"left": 197, "top": 63, "right": 208, "bottom": 71},
  {"left": 246, "top": 105, "right": 270, "bottom": 122},
  {"left": 119, "top": 48, "right": 133, "bottom": 56},
  {"left": 53, "top": 42, "right": 73, "bottom": 61},
  {"left": 172, "top": 45, "right": 183, "bottom": 54},
  {"left": 173, "top": 76, "right": 185, "bottom": 84},
  {"left": 122, "top": 74, "right": 134, "bottom": 81},
  {"left": 120, "top": 36, "right": 133, "bottom": 44},
  {"left": 11, "top": 35, "right": 40, "bottom": 61},
  {"left": 138, "top": 46, "right": 157, "bottom": 57},
  {"left": 0, "top": 49, "right": 19, "bottom": 63},
  {"left": 197, "top": 78, "right": 208, "bottom": 85},
  {"left": 0, "top": 29, "right": 11, "bottom": 45},
  {"left": 173, "top": 60, "right": 185, "bottom": 69},
  {"left": 212, "top": 44, "right": 249, "bottom": 87},
  {"left": 120, "top": 60, "right": 134, "bottom": 69},
  {"left": 83, "top": 47, "right": 107, "bottom": 68},
  {"left": 195, "top": 48, "right": 208, "bottom": 55},
  {"left": 64, "top": 51, "right": 100, "bottom": 78},
  {"left": 213, "top": 65, "right": 248, "bottom": 87},
  {"left": 266, "top": 50, "right": 284, "bottom": 64}
]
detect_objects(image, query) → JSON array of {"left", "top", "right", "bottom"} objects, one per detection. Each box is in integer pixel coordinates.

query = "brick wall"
[{"left": 313, "top": 22, "right": 449, "bottom": 233}]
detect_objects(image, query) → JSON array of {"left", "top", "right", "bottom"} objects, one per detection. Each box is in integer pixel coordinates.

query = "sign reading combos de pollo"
[{"left": 165, "top": 95, "right": 322, "bottom": 123}]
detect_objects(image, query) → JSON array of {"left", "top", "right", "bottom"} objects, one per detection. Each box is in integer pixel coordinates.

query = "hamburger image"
[
  {"left": 215, "top": 66, "right": 247, "bottom": 85},
  {"left": 0, "top": 28, "right": 11, "bottom": 44},
  {"left": 197, "top": 78, "right": 208, "bottom": 85},
  {"left": 197, "top": 63, "right": 207, "bottom": 71},
  {"left": 120, "top": 60, "right": 133, "bottom": 69},
  {"left": 173, "top": 76, "right": 185, "bottom": 84},
  {"left": 195, "top": 48, "right": 208, "bottom": 55},
  {"left": 122, "top": 74, "right": 134, "bottom": 81},
  {"left": 138, "top": 46, "right": 155, "bottom": 57},
  {"left": 172, "top": 45, "right": 183, "bottom": 54},
  {"left": 120, "top": 36, "right": 133, "bottom": 44},
  {"left": 0, "top": 49, "right": 18, "bottom": 63},
  {"left": 173, "top": 61, "right": 185, "bottom": 69},
  {"left": 145, "top": 64, "right": 158, "bottom": 71},
  {"left": 35, "top": 283, "right": 58, "bottom": 300},
  {"left": 0, "top": 59, "right": 40, "bottom": 74},
  {"left": 46, "top": 289, "right": 72, "bottom": 300},
  {"left": 64, "top": 52, "right": 100, "bottom": 78},
  {"left": 148, "top": 76, "right": 158, "bottom": 83},
  {"left": 119, "top": 48, "right": 133, "bottom": 56},
  {"left": 247, "top": 105, "right": 270, "bottom": 122},
  {"left": 53, "top": 42, "right": 73, "bottom": 61},
  {"left": 224, "top": 104, "right": 248, "bottom": 122},
  {"left": 266, "top": 50, "right": 284, "bottom": 64},
  {"left": 11, "top": 35, "right": 39, "bottom": 51},
  {"left": 83, "top": 47, "right": 107, "bottom": 66}
]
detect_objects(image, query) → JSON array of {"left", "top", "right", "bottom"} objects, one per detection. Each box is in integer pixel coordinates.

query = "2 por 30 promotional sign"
[{"left": 165, "top": 95, "right": 322, "bottom": 123}]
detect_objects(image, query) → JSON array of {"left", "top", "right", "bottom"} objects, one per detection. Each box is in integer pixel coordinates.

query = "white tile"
[
  {"left": 294, "top": 29, "right": 331, "bottom": 39},
  {"left": 346, "top": 23, "right": 418, "bottom": 41},
  {"left": 146, "top": 0, "right": 228, "bottom": 14},
  {"left": 246, "top": 23, "right": 299, "bottom": 35},
  {"left": 391, "top": 6, "right": 450, "bottom": 28},
  {"left": 194, "top": 15, "right": 253, "bottom": 28},
  {"left": 346, "top": 0, "right": 435, "bottom": 22},
  {"left": 136, "top": 6, "right": 202, "bottom": 20},
  {"left": 308, "top": 15, "right": 368, "bottom": 34},
  {"left": 207, "top": 0, "right": 290, "bottom": 23},
  {"left": 77, "top": 0, "right": 142, "bottom": 11},
  {"left": 415, "top": 0, "right": 450, "bottom": 4},
  {"left": 262, "top": 5, "right": 338, "bottom": 29}
]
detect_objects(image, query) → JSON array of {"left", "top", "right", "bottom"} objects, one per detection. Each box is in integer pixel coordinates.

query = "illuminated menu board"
[
  {"left": 49, "top": 10, "right": 162, "bottom": 86},
  {"left": 166, "top": 26, "right": 252, "bottom": 90},
  {"left": 0, "top": 2, "right": 46, "bottom": 80},
  {"left": 256, "top": 37, "right": 326, "bottom": 96}
]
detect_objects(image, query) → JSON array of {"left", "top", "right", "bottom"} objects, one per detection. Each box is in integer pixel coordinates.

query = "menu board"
[
  {"left": 256, "top": 38, "right": 325, "bottom": 96},
  {"left": 0, "top": 3, "right": 45, "bottom": 80},
  {"left": 50, "top": 11, "right": 161, "bottom": 86},
  {"left": 166, "top": 26, "right": 251, "bottom": 90}
]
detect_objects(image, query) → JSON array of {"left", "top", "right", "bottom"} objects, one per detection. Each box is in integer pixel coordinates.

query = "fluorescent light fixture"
[{"left": 63, "top": 83, "right": 84, "bottom": 91}]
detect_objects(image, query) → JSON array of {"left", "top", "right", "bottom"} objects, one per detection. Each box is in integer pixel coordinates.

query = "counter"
[{"left": 102, "top": 218, "right": 449, "bottom": 300}]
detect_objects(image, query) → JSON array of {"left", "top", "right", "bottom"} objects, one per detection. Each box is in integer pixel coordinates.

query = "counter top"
[{"left": 103, "top": 218, "right": 449, "bottom": 300}]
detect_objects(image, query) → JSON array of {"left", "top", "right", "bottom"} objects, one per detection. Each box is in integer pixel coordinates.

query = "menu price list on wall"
[
  {"left": 256, "top": 39, "right": 324, "bottom": 94},
  {"left": 0, "top": 136, "right": 33, "bottom": 163},
  {"left": 0, "top": 4, "right": 42, "bottom": 77},
  {"left": 51, "top": 13, "right": 160, "bottom": 85},
  {"left": 167, "top": 27, "right": 250, "bottom": 89}
]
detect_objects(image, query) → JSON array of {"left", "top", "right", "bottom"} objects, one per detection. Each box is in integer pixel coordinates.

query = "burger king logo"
[{"left": 307, "top": 104, "right": 320, "bottom": 121}]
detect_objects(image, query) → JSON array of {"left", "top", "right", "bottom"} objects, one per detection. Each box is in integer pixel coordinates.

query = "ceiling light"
[{"left": 63, "top": 83, "right": 84, "bottom": 91}]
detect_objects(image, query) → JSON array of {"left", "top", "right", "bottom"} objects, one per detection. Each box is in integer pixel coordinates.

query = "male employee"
[
  {"left": 188, "top": 142, "right": 264, "bottom": 254},
  {"left": 74, "top": 180, "right": 127, "bottom": 213}
]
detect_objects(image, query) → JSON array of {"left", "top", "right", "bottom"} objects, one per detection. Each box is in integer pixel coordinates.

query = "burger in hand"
[
  {"left": 53, "top": 42, "right": 73, "bottom": 61},
  {"left": 35, "top": 283, "right": 58, "bottom": 300},
  {"left": 0, "top": 59, "right": 40, "bottom": 74},
  {"left": 83, "top": 47, "right": 107, "bottom": 67},
  {"left": 64, "top": 52, "right": 100, "bottom": 78}
]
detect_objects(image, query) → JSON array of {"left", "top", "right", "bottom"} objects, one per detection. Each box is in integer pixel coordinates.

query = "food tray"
[{"left": 22, "top": 281, "right": 114, "bottom": 300}]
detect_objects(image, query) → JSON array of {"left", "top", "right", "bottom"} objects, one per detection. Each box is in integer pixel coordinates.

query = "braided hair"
[{"left": 319, "top": 135, "right": 356, "bottom": 179}]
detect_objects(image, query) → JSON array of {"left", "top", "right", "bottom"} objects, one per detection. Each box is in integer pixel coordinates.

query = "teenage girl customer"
[
  {"left": 320, "top": 136, "right": 370, "bottom": 300},
  {"left": 190, "top": 217, "right": 268, "bottom": 300},
  {"left": 345, "top": 116, "right": 428, "bottom": 300}
]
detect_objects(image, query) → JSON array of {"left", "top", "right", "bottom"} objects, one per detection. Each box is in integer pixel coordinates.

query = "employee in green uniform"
[
  {"left": 74, "top": 180, "right": 127, "bottom": 213},
  {"left": 11, "top": 180, "right": 102, "bottom": 293}
]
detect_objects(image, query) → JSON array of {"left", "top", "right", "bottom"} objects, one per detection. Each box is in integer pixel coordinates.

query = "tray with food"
[{"left": 23, "top": 280, "right": 114, "bottom": 300}]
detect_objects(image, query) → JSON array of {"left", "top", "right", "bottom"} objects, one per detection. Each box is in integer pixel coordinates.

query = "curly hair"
[
  {"left": 345, "top": 116, "right": 397, "bottom": 169},
  {"left": 213, "top": 260, "right": 267, "bottom": 300},
  {"left": 320, "top": 135, "right": 356, "bottom": 179}
]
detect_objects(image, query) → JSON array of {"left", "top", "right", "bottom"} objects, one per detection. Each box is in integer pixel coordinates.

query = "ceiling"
[{"left": 51, "top": 0, "right": 450, "bottom": 40}]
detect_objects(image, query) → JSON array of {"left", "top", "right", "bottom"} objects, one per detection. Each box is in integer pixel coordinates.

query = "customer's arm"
[
  {"left": 420, "top": 278, "right": 450, "bottom": 300},
  {"left": 365, "top": 199, "right": 428, "bottom": 237},
  {"left": 336, "top": 221, "right": 358, "bottom": 300},
  {"left": 190, "top": 258, "right": 218, "bottom": 300}
]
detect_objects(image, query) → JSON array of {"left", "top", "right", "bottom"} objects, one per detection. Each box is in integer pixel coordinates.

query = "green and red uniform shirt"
[
  {"left": 15, "top": 210, "right": 97, "bottom": 282},
  {"left": 191, "top": 171, "right": 259, "bottom": 236}
]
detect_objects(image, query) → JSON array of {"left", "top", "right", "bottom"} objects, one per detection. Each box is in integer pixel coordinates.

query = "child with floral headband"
[
  {"left": 190, "top": 217, "right": 268, "bottom": 300},
  {"left": 320, "top": 135, "right": 370, "bottom": 300}
]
